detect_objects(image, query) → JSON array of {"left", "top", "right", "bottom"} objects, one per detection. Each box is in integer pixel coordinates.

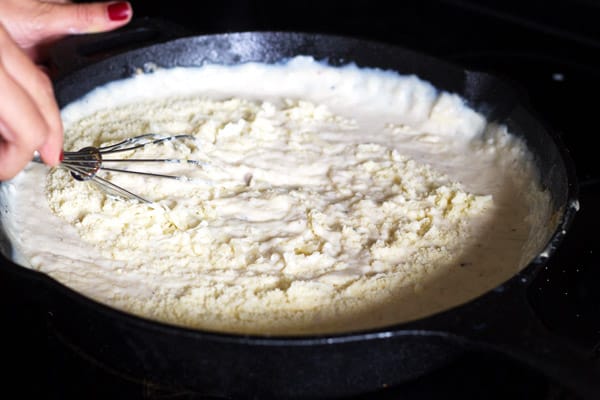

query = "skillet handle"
[
  {"left": 445, "top": 278, "right": 600, "bottom": 400},
  {"left": 47, "top": 16, "right": 193, "bottom": 79}
]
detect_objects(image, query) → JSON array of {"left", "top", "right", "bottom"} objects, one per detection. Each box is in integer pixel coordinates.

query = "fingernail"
[
  {"left": 108, "top": 2, "right": 131, "bottom": 21},
  {"left": 59, "top": 150, "right": 64, "bottom": 162}
]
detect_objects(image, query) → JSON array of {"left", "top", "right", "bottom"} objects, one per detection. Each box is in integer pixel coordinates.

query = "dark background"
[{"left": 1, "top": 0, "right": 600, "bottom": 399}]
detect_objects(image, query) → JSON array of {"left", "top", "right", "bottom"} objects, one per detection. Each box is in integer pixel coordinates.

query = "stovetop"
[{"left": 1, "top": 0, "right": 599, "bottom": 399}]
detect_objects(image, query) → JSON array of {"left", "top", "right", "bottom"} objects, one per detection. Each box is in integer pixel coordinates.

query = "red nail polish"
[
  {"left": 59, "top": 150, "right": 64, "bottom": 162},
  {"left": 108, "top": 2, "right": 131, "bottom": 21}
]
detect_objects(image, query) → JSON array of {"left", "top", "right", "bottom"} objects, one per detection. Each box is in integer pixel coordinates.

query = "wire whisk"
[{"left": 33, "top": 134, "right": 203, "bottom": 203}]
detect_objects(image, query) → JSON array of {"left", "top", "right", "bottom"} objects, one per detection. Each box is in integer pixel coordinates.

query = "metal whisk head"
[{"left": 34, "top": 134, "right": 202, "bottom": 203}]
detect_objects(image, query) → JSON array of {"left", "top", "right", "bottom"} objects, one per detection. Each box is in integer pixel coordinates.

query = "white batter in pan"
[{"left": 1, "top": 56, "right": 552, "bottom": 335}]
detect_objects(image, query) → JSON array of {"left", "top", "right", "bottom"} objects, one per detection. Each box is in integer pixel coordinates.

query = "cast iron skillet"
[{"left": 0, "top": 20, "right": 597, "bottom": 399}]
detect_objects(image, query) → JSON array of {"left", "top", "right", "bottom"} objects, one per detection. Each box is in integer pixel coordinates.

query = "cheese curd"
[{"left": 2, "top": 57, "right": 552, "bottom": 335}]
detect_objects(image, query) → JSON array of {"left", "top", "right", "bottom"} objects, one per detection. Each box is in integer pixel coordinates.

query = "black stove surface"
[{"left": 1, "top": 1, "right": 599, "bottom": 399}]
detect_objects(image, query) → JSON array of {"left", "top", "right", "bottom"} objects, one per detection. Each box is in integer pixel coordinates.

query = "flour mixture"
[{"left": 2, "top": 57, "right": 552, "bottom": 334}]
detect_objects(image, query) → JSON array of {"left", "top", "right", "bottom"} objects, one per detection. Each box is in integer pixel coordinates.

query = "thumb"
[{"left": 39, "top": 1, "right": 133, "bottom": 36}]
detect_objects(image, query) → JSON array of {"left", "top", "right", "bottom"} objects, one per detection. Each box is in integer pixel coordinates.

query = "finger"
[
  {"left": 35, "top": 1, "right": 133, "bottom": 36},
  {"left": 0, "top": 66, "right": 49, "bottom": 180},
  {"left": 36, "top": 117, "right": 63, "bottom": 166},
  {"left": 0, "top": 27, "right": 62, "bottom": 165}
]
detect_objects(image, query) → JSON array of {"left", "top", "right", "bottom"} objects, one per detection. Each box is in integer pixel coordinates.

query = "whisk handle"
[
  {"left": 31, "top": 151, "right": 64, "bottom": 165},
  {"left": 32, "top": 152, "right": 43, "bottom": 164}
]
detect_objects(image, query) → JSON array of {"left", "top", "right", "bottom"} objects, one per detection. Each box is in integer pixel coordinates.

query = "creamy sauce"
[{"left": 1, "top": 57, "right": 552, "bottom": 335}]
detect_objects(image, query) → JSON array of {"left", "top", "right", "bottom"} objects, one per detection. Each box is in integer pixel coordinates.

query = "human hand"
[
  {"left": 0, "top": 23, "right": 63, "bottom": 179},
  {"left": 0, "top": 0, "right": 133, "bottom": 62},
  {"left": 0, "top": 0, "right": 133, "bottom": 180}
]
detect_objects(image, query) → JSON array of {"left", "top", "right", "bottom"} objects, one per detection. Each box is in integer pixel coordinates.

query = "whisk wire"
[
  {"left": 88, "top": 174, "right": 150, "bottom": 203},
  {"left": 97, "top": 134, "right": 195, "bottom": 154}
]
